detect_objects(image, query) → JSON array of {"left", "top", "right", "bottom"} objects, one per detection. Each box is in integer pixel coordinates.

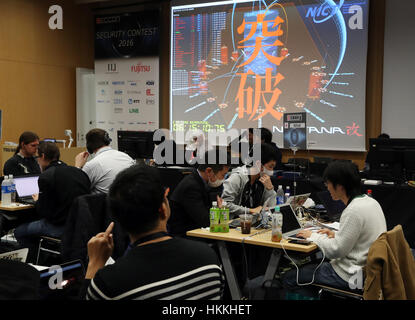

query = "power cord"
[
  {"left": 241, "top": 229, "right": 271, "bottom": 300},
  {"left": 280, "top": 239, "right": 326, "bottom": 286}
]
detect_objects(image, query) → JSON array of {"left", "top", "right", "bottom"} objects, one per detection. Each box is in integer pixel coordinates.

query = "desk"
[
  {"left": 0, "top": 202, "right": 35, "bottom": 236},
  {"left": 187, "top": 228, "right": 318, "bottom": 300}
]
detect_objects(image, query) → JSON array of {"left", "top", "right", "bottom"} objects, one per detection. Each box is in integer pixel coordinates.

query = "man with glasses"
[{"left": 3, "top": 131, "right": 41, "bottom": 176}]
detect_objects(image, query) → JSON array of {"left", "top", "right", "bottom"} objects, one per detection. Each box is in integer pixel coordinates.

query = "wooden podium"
[{"left": 0, "top": 145, "right": 86, "bottom": 171}]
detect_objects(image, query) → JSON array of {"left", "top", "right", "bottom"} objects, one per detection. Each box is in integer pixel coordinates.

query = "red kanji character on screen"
[
  {"left": 235, "top": 68, "right": 285, "bottom": 121},
  {"left": 237, "top": 14, "right": 286, "bottom": 68},
  {"left": 346, "top": 123, "right": 363, "bottom": 137}
]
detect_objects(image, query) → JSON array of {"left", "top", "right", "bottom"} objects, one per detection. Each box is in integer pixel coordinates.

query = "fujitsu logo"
[{"left": 131, "top": 63, "right": 151, "bottom": 73}]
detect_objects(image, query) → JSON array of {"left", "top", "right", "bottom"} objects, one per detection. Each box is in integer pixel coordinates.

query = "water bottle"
[
  {"left": 219, "top": 201, "right": 230, "bottom": 233},
  {"left": 9, "top": 174, "right": 16, "bottom": 203},
  {"left": 284, "top": 186, "right": 291, "bottom": 203},
  {"left": 210, "top": 201, "right": 220, "bottom": 232},
  {"left": 271, "top": 206, "right": 283, "bottom": 242},
  {"left": 367, "top": 189, "right": 373, "bottom": 198},
  {"left": 1, "top": 175, "right": 11, "bottom": 206},
  {"left": 276, "top": 185, "right": 285, "bottom": 205}
]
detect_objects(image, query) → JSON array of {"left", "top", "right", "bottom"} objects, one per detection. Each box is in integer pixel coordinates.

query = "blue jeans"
[
  {"left": 281, "top": 262, "right": 350, "bottom": 299},
  {"left": 14, "top": 219, "right": 65, "bottom": 262}
]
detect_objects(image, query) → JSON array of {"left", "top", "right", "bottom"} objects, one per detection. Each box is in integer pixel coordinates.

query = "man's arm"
[
  {"left": 306, "top": 211, "right": 363, "bottom": 259},
  {"left": 221, "top": 174, "right": 255, "bottom": 215},
  {"left": 181, "top": 185, "right": 211, "bottom": 227},
  {"left": 3, "top": 158, "right": 21, "bottom": 176}
]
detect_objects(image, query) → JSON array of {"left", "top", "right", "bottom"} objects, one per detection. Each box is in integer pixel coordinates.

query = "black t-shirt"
[
  {"left": 3, "top": 154, "right": 41, "bottom": 177},
  {"left": 241, "top": 179, "right": 264, "bottom": 208}
]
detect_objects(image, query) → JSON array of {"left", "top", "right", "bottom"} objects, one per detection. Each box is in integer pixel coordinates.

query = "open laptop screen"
[
  {"left": 14, "top": 175, "right": 39, "bottom": 197},
  {"left": 279, "top": 204, "right": 302, "bottom": 234}
]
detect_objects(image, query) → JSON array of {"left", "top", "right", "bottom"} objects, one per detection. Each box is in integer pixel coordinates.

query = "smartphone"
[{"left": 287, "top": 237, "right": 311, "bottom": 245}]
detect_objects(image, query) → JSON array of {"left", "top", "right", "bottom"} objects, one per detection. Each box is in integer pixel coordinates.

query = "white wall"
[{"left": 382, "top": 0, "right": 415, "bottom": 138}]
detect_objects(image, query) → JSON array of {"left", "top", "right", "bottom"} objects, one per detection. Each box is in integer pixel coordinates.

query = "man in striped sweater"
[
  {"left": 282, "top": 161, "right": 387, "bottom": 299},
  {"left": 83, "top": 165, "right": 224, "bottom": 300}
]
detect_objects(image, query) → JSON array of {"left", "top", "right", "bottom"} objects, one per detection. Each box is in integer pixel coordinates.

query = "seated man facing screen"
[
  {"left": 221, "top": 143, "right": 278, "bottom": 217},
  {"left": 14, "top": 142, "right": 91, "bottom": 262},
  {"left": 281, "top": 161, "right": 387, "bottom": 299},
  {"left": 75, "top": 128, "right": 135, "bottom": 194},
  {"left": 3, "top": 131, "right": 41, "bottom": 176},
  {"left": 83, "top": 165, "right": 225, "bottom": 300},
  {"left": 168, "top": 148, "right": 231, "bottom": 237}
]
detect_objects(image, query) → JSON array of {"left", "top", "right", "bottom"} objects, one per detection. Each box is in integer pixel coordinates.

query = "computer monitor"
[
  {"left": 117, "top": 131, "right": 155, "bottom": 160},
  {"left": 367, "top": 138, "right": 415, "bottom": 181},
  {"left": 403, "top": 150, "right": 415, "bottom": 180}
]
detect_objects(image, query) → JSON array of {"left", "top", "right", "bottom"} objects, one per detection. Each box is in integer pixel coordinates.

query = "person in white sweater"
[{"left": 282, "top": 161, "right": 387, "bottom": 299}]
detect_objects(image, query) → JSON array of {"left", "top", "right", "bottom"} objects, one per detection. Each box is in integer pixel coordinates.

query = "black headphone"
[{"left": 103, "top": 132, "right": 112, "bottom": 145}]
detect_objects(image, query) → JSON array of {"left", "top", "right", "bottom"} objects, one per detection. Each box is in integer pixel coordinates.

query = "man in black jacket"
[
  {"left": 14, "top": 142, "right": 90, "bottom": 261},
  {"left": 168, "top": 148, "right": 231, "bottom": 237}
]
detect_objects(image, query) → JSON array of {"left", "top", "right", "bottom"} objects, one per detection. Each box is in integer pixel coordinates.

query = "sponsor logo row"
[
  {"left": 96, "top": 80, "right": 155, "bottom": 86},
  {"left": 104, "top": 63, "right": 155, "bottom": 75},
  {"left": 99, "top": 89, "right": 155, "bottom": 96}
]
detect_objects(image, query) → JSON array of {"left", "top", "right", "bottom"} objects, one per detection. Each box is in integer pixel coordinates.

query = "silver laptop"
[
  {"left": 0, "top": 248, "right": 29, "bottom": 263},
  {"left": 286, "top": 193, "right": 311, "bottom": 210},
  {"left": 279, "top": 204, "right": 306, "bottom": 239}
]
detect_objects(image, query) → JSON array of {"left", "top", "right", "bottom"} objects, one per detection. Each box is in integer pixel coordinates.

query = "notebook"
[
  {"left": 38, "top": 260, "right": 85, "bottom": 300},
  {"left": 285, "top": 193, "right": 311, "bottom": 210},
  {"left": 14, "top": 175, "right": 40, "bottom": 204},
  {"left": 0, "top": 248, "right": 29, "bottom": 263}
]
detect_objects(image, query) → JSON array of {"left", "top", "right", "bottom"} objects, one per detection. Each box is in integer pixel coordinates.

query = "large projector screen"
[{"left": 170, "top": 0, "right": 369, "bottom": 151}]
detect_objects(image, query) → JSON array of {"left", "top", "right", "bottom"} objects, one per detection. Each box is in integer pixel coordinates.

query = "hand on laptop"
[
  {"left": 296, "top": 229, "right": 312, "bottom": 239},
  {"left": 32, "top": 194, "right": 39, "bottom": 202},
  {"left": 317, "top": 228, "right": 335, "bottom": 238}
]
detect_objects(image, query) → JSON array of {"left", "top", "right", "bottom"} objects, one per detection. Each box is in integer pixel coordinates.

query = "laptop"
[
  {"left": 286, "top": 193, "right": 311, "bottom": 210},
  {"left": 14, "top": 175, "right": 40, "bottom": 205},
  {"left": 279, "top": 204, "right": 304, "bottom": 238},
  {"left": 317, "top": 191, "right": 346, "bottom": 222},
  {"left": 0, "top": 248, "right": 29, "bottom": 263},
  {"left": 38, "top": 260, "right": 85, "bottom": 300}
]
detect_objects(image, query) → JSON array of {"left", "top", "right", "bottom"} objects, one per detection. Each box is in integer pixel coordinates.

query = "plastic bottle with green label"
[
  {"left": 220, "top": 201, "right": 230, "bottom": 233},
  {"left": 210, "top": 201, "right": 220, "bottom": 232},
  {"left": 271, "top": 206, "right": 283, "bottom": 242}
]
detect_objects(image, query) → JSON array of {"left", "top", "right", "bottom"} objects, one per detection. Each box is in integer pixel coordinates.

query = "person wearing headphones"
[{"left": 75, "top": 128, "right": 135, "bottom": 194}]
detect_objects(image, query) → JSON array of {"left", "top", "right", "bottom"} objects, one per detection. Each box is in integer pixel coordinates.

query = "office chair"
[
  {"left": 315, "top": 225, "right": 415, "bottom": 300},
  {"left": 36, "top": 236, "right": 62, "bottom": 266},
  {"left": 287, "top": 158, "right": 309, "bottom": 169},
  {"left": 313, "top": 157, "right": 333, "bottom": 164},
  {"left": 314, "top": 284, "right": 363, "bottom": 300}
]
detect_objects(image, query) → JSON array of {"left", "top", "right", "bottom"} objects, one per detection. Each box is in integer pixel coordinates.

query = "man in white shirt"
[{"left": 75, "top": 129, "right": 136, "bottom": 194}]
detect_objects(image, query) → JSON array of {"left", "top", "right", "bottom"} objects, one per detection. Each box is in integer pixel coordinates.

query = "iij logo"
[{"left": 49, "top": 5, "right": 63, "bottom": 30}]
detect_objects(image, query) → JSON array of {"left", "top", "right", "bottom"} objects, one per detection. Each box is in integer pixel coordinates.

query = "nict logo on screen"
[{"left": 170, "top": 0, "right": 368, "bottom": 152}]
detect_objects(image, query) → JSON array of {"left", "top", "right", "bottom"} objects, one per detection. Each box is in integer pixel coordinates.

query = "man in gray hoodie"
[{"left": 222, "top": 143, "right": 279, "bottom": 218}]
